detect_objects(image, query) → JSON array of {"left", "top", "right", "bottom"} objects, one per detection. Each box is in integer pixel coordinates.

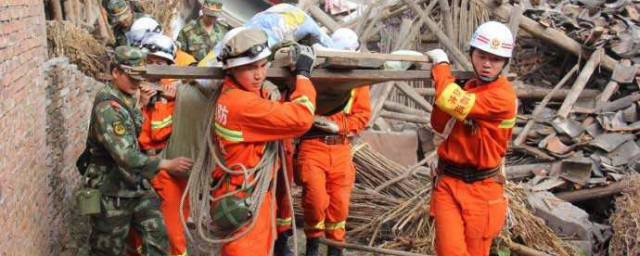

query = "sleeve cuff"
[{"left": 140, "top": 158, "right": 161, "bottom": 180}]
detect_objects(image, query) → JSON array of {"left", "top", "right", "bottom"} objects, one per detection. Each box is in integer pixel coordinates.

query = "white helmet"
[
  {"left": 469, "top": 21, "right": 513, "bottom": 58},
  {"left": 141, "top": 33, "right": 176, "bottom": 64},
  {"left": 218, "top": 27, "right": 271, "bottom": 70},
  {"left": 126, "top": 17, "right": 162, "bottom": 47},
  {"left": 331, "top": 28, "right": 359, "bottom": 51}
]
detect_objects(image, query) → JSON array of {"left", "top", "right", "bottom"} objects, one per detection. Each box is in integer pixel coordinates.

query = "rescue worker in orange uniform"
[
  {"left": 272, "top": 28, "right": 366, "bottom": 256},
  {"left": 211, "top": 27, "right": 317, "bottom": 256},
  {"left": 296, "top": 28, "right": 371, "bottom": 256},
  {"left": 129, "top": 33, "right": 196, "bottom": 256},
  {"left": 425, "top": 21, "right": 517, "bottom": 256}
]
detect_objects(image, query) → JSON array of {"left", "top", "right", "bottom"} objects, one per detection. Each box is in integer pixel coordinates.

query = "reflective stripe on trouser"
[
  {"left": 213, "top": 187, "right": 276, "bottom": 256},
  {"left": 276, "top": 139, "right": 295, "bottom": 233},
  {"left": 128, "top": 170, "right": 190, "bottom": 256},
  {"left": 298, "top": 140, "right": 355, "bottom": 242},
  {"left": 430, "top": 175, "right": 508, "bottom": 256},
  {"left": 89, "top": 194, "right": 168, "bottom": 256}
]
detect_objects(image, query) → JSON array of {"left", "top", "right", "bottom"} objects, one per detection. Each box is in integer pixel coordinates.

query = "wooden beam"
[
  {"left": 415, "top": 86, "right": 601, "bottom": 100},
  {"left": 319, "top": 237, "right": 431, "bottom": 256},
  {"left": 50, "top": 0, "right": 64, "bottom": 21},
  {"left": 555, "top": 181, "right": 627, "bottom": 202},
  {"left": 596, "top": 60, "right": 633, "bottom": 108},
  {"left": 438, "top": 0, "right": 455, "bottom": 43},
  {"left": 401, "top": 0, "right": 474, "bottom": 71},
  {"left": 380, "top": 111, "right": 430, "bottom": 124},
  {"left": 597, "top": 91, "right": 640, "bottom": 113},
  {"left": 144, "top": 65, "right": 475, "bottom": 83},
  {"left": 369, "top": 83, "right": 396, "bottom": 126},
  {"left": 383, "top": 101, "right": 428, "bottom": 116},
  {"left": 395, "top": 82, "right": 433, "bottom": 112},
  {"left": 470, "top": 0, "right": 633, "bottom": 75},
  {"left": 314, "top": 48, "right": 431, "bottom": 62},
  {"left": 504, "top": 4, "right": 524, "bottom": 74},
  {"left": 306, "top": 4, "right": 340, "bottom": 32},
  {"left": 557, "top": 49, "right": 602, "bottom": 118},
  {"left": 513, "top": 64, "right": 578, "bottom": 146},
  {"left": 505, "top": 163, "right": 552, "bottom": 180}
]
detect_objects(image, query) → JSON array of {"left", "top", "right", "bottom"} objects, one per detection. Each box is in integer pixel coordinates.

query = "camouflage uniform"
[
  {"left": 106, "top": 0, "right": 147, "bottom": 47},
  {"left": 86, "top": 46, "right": 168, "bottom": 256},
  {"left": 176, "top": 0, "right": 227, "bottom": 61}
]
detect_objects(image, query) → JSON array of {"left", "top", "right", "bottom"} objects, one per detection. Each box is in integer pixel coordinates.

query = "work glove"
[
  {"left": 425, "top": 49, "right": 450, "bottom": 64},
  {"left": 313, "top": 116, "right": 340, "bottom": 134},
  {"left": 290, "top": 44, "right": 316, "bottom": 78}
]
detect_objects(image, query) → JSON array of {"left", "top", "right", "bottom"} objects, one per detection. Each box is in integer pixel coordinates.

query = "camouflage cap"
[
  {"left": 202, "top": 0, "right": 223, "bottom": 16},
  {"left": 114, "top": 46, "right": 146, "bottom": 80},
  {"left": 107, "top": 0, "right": 132, "bottom": 23}
]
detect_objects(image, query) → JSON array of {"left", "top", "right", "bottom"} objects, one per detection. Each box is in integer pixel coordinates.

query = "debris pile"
[{"left": 295, "top": 143, "right": 578, "bottom": 255}]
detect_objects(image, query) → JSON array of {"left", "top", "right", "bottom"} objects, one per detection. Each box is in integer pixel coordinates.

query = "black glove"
[{"left": 290, "top": 44, "right": 316, "bottom": 78}]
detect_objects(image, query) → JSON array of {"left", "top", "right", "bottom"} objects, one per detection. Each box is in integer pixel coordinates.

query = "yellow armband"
[{"left": 435, "top": 83, "right": 476, "bottom": 121}]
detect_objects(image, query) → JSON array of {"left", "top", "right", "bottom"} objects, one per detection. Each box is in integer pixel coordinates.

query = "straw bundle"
[
  {"left": 608, "top": 173, "right": 640, "bottom": 256},
  {"left": 47, "top": 20, "right": 108, "bottom": 78}
]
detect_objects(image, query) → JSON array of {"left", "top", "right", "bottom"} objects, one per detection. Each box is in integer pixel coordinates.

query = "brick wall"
[
  {"left": 44, "top": 58, "right": 104, "bottom": 255},
  {"left": 0, "top": 0, "right": 50, "bottom": 255},
  {"left": 0, "top": 1, "right": 104, "bottom": 255}
]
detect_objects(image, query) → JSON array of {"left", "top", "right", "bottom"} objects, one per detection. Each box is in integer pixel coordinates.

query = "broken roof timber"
[{"left": 469, "top": 0, "right": 638, "bottom": 75}]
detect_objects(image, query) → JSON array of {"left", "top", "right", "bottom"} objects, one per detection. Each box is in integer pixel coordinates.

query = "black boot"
[
  {"left": 327, "top": 245, "right": 343, "bottom": 256},
  {"left": 305, "top": 238, "right": 320, "bottom": 256},
  {"left": 274, "top": 231, "right": 294, "bottom": 256}
]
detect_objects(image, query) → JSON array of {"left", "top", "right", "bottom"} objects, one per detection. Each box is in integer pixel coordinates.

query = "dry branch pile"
[
  {"left": 608, "top": 173, "right": 640, "bottom": 255},
  {"left": 47, "top": 20, "right": 108, "bottom": 78}
]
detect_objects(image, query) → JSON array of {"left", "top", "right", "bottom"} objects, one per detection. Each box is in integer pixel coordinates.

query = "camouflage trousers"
[{"left": 89, "top": 193, "right": 168, "bottom": 256}]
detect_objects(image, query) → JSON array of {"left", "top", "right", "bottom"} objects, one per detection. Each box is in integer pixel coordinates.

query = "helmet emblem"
[{"left": 490, "top": 38, "right": 501, "bottom": 49}]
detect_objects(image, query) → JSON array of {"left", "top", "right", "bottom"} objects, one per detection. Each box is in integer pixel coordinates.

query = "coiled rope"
[{"left": 179, "top": 86, "right": 298, "bottom": 255}]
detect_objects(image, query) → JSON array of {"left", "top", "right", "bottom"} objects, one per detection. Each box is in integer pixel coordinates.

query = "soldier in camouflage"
[
  {"left": 176, "top": 0, "right": 228, "bottom": 61},
  {"left": 106, "top": 0, "right": 148, "bottom": 47},
  {"left": 86, "top": 46, "right": 194, "bottom": 256}
]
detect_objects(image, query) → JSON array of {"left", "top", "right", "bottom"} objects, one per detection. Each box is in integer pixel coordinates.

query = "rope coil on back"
[{"left": 179, "top": 85, "right": 297, "bottom": 254}]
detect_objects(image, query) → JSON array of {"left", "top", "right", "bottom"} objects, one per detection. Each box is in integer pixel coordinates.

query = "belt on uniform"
[
  {"left": 439, "top": 160, "right": 500, "bottom": 183},
  {"left": 301, "top": 135, "right": 349, "bottom": 145}
]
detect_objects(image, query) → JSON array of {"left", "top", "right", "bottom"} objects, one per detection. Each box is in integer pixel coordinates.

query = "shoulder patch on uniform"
[
  {"left": 109, "top": 100, "right": 121, "bottom": 108},
  {"left": 113, "top": 121, "right": 126, "bottom": 136}
]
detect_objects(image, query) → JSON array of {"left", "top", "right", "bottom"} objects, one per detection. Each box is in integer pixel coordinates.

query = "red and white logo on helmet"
[{"left": 469, "top": 21, "right": 513, "bottom": 58}]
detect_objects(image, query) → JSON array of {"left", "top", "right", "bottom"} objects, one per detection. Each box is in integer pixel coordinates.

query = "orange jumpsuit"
[
  {"left": 129, "top": 52, "right": 196, "bottom": 256},
  {"left": 212, "top": 77, "right": 316, "bottom": 256},
  {"left": 298, "top": 86, "right": 371, "bottom": 242},
  {"left": 275, "top": 138, "right": 295, "bottom": 233},
  {"left": 429, "top": 63, "right": 516, "bottom": 256}
]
